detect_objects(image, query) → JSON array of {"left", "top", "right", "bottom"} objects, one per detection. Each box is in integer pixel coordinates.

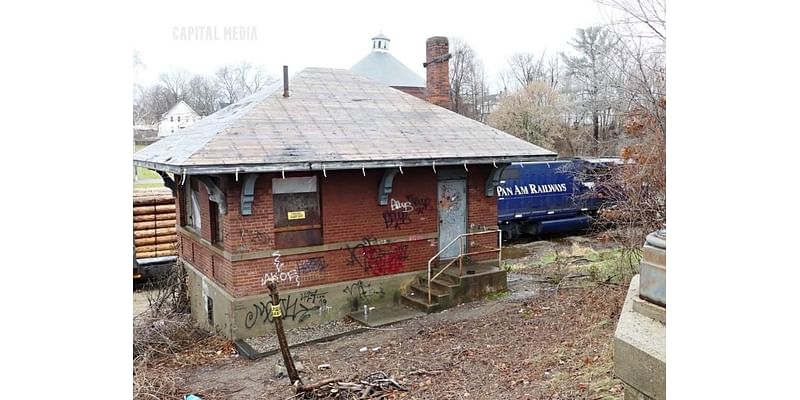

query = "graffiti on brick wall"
[
  {"left": 260, "top": 254, "right": 326, "bottom": 287},
  {"left": 382, "top": 210, "right": 411, "bottom": 229},
  {"left": 363, "top": 244, "right": 408, "bottom": 276},
  {"left": 344, "top": 236, "right": 377, "bottom": 271},
  {"left": 345, "top": 236, "right": 408, "bottom": 276},
  {"left": 383, "top": 194, "right": 431, "bottom": 229},
  {"left": 230, "top": 228, "right": 273, "bottom": 250},
  {"left": 296, "top": 258, "right": 326, "bottom": 274},
  {"left": 405, "top": 195, "right": 431, "bottom": 215},
  {"left": 343, "top": 280, "right": 385, "bottom": 307},
  {"left": 389, "top": 198, "right": 414, "bottom": 213},
  {"left": 243, "top": 289, "right": 330, "bottom": 328},
  {"left": 260, "top": 251, "right": 300, "bottom": 287}
]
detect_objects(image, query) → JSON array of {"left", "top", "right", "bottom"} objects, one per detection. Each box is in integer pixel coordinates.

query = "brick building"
[{"left": 133, "top": 37, "right": 556, "bottom": 339}]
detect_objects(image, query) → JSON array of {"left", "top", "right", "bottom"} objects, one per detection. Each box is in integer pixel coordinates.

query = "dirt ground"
[
  {"left": 134, "top": 234, "right": 631, "bottom": 400},
  {"left": 134, "top": 287, "right": 155, "bottom": 317}
]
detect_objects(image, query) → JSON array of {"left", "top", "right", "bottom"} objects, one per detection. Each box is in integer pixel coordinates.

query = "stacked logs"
[{"left": 134, "top": 188, "right": 177, "bottom": 259}]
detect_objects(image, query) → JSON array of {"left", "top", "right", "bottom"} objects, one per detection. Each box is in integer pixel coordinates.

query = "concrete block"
[
  {"left": 632, "top": 295, "right": 666, "bottom": 325},
  {"left": 624, "top": 383, "right": 653, "bottom": 400},
  {"left": 639, "top": 259, "right": 666, "bottom": 306},
  {"left": 640, "top": 231, "right": 666, "bottom": 306},
  {"left": 614, "top": 275, "right": 666, "bottom": 400}
]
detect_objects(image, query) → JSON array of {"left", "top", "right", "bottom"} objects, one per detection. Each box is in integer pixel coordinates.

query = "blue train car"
[{"left": 497, "top": 157, "right": 620, "bottom": 240}]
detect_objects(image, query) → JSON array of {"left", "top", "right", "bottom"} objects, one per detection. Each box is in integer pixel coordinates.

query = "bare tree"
[
  {"left": 448, "top": 38, "right": 492, "bottom": 122},
  {"left": 133, "top": 84, "right": 173, "bottom": 125},
  {"left": 159, "top": 69, "right": 191, "bottom": 105},
  {"left": 601, "top": 0, "right": 665, "bottom": 135},
  {"left": 583, "top": 0, "right": 666, "bottom": 264},
  {"left": 598, "top": 0, "right": 666, "bottom": 42},
  {"left": 236, "top": 61, "right": 272, "bottom": 95},
  {"left": 214, "top": 62, "right": 275, "bottom": 105},
  {"left": 488, "top": 81, "right": 568, "bottom": 150},
  {"left": 133, "top": 51, "right": 148, "bottom": 125},
  {"left": 466, "top": 58, "right": 491, "bottom": 122},
  {"left": 133, "top": 61, "right": 277, "bottom": 126},
  {"left": 214, "top": 65, "right": 239, "bottom": 105},
  {"left": 449, "top": 38, "right": 474, "bottom": 116},
  {"left": 505, "top": 52, "right": 544, "bottom": 89},
  {"left": 544, "top": 54, "right": 562, "bottom": 90},
  {"left": 562, "top": 26, "right": 619, "bottom": 155},
  {"left": 186, "top": 75, "right": 219, "bottom": 116}
]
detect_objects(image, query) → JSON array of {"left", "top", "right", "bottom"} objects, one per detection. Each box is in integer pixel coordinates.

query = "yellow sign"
[
  {"left": 287, "top": 211, "right": 306, "bottom": 220},
  {"left": 271, "top": 304, "right": 282, "bottom": 318}
]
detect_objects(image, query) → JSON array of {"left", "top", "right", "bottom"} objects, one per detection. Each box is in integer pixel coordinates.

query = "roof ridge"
[{"left": 133, "top": 67, "right": 556, "bottom": 174}]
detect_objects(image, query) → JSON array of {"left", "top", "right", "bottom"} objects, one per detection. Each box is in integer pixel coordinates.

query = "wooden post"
[{"left": 265, "top": 279, "right": 301, "bottom": 387}]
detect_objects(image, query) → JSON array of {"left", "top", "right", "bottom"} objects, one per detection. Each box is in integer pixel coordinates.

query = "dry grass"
[
  {"left": 133, "top": 262, "right": 236, "bottom": 400},
  {"left": 136, "top": 240, "right": 629, "bottom": 399}
]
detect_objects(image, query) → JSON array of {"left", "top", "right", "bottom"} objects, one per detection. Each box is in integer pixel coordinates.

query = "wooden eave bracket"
[
  {"left": 240, "top": 174, "right": 259, "bottom": 216},
  {"left": 378, "top": 168, "right": 400, "bottom": 205},
  {"left": 197, "top": 176, "right": 227, "bottom": 214},
  {"left": 157, "top": 171, "right": 177, "bottom": 196}
]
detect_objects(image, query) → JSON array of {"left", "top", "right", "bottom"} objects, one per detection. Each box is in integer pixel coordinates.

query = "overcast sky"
[{"left": 133, "top": 0, "right": 608, "bottom": 92}]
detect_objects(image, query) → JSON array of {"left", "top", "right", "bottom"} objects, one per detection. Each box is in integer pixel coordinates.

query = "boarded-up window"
[
  {"left": 272, "top": 176, "right": 322, "bottom": 248},
  {"left": 185, "top": 178, "right": 201, "bottom": 231},
  {"left": 210, "top": 201, "right": 223, "bottom": 244}
]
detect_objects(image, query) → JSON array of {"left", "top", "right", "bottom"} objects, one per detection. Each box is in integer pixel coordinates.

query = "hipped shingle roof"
[{"left": 133, "top": 67, "right": 556, "bottom": 175}]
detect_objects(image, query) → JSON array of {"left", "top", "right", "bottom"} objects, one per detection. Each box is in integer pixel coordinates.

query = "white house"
[{"left": 158, "top": 100, "right": 201, "bottom": 137}]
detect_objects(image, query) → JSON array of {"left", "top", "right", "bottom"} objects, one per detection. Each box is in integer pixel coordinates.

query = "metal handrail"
[{"left": 426, "top": 229, "right": 502, "bottom": 304}]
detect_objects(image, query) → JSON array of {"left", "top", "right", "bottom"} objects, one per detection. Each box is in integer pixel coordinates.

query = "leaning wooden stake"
[{"left": 265, "top": 279, "right": 302, "bottom": 388}]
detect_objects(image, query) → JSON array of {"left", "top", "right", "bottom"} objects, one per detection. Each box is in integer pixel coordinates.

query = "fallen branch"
[
  {"left": 299, "top": 378, "right": 345, "bottom": 391},
  {"left": 399, "top": 369, "right": 443, "bottom": 378},
  {"left": 292, "top": 371, "right": 408, "bottom": 399}
]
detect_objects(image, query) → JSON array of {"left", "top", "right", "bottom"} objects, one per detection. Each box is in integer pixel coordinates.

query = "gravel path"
[{"left": 243, "top": 319, "right": 365, "bottom": 355}]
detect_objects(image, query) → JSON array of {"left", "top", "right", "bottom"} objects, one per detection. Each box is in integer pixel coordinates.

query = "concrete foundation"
[
  {"left": 614, "top": 275, "right": 666, "bottom": 400},
  {"left": 183, "top": 260, "right": 420, "bottom": 340},
  {"left": 639, "top": 231, "right": 666, "bottom": 306},
  {"left": 449, "top": 264, "right": 508, "bottom": 305},
  {"left": 614, "top": 229, "right": 666, "bottom": 400}
]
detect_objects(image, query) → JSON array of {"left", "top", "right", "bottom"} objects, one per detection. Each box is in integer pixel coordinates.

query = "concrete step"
[
  {"left": 424, "top": 271, "right": 460, "bottom": 286},
  {"left": 417, "top": 275, "right": 460, "bottom": 293},
  {"left": 409, "top": 282, "right": 451, "bottom": 303},
  {"left": 440, "top": 262, "right": 502, "bottom": 280},
  {"left": 401, "top": 293, "right": 441, "bottom": 313}
]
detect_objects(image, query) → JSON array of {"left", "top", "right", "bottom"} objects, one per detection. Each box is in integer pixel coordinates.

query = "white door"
[{"left": 438, "top": 180, "right": 467, "bottom": 259}]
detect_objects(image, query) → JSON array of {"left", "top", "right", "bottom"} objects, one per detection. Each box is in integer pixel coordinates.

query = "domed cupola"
[{"left": 372, "top": 33, "right": 390, "bottom": 51}]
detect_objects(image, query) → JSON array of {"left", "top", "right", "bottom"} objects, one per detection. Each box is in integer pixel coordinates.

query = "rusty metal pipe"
[{"left": 283, "top": 65, "right": 289, "bottom": 97}]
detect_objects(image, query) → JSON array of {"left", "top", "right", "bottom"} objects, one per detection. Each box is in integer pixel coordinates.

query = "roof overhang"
[{"left": 133, "top": 154, "right": 557, "bottom": 176}]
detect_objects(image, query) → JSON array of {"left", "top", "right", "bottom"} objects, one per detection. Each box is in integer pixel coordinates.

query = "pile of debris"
[{"left": 290, "top": 371, "right": 407, "bottom": 399}]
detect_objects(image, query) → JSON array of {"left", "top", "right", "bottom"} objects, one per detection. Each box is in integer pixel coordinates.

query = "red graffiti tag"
[{"left": 362, "top": 244, "right": 408, "bottom": 276}]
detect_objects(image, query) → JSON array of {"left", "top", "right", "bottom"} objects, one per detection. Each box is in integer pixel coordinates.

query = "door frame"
[{"left": 437, "top": 177, "right": 468, "bottom": 260}]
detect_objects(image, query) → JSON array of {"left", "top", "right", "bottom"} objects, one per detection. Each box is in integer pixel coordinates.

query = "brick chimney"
[{"left": 423, "top": 36, "right": 451, "bottom": 109}]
